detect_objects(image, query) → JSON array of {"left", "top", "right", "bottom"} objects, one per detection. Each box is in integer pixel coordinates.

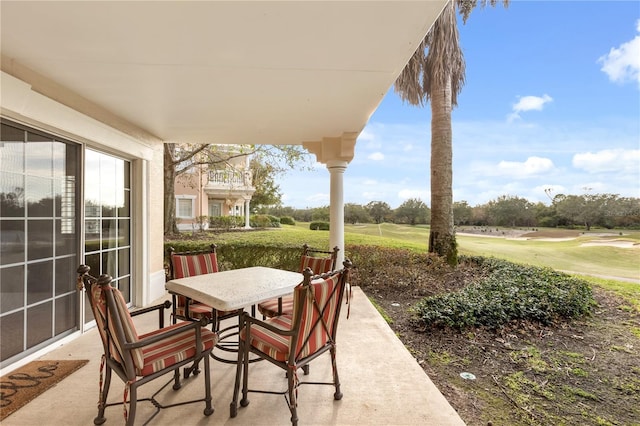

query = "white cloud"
[
  {"left": 357, "top": 128, "right": 375, "bottom": 141},
  {"left": 362, "top": 179, "right": 378, "bottom": 185},
  {"left": 397, "top": 188, "right": 429, "bottom": 202},
  {"left": 496, "top": 156, "right": 555, "bottom": 178},
  {"left": 598, "top": 19, "right": 640, "bottom": 88},
  {"left": 573, "top": 148, "right": 640, "bottom": 173},
  {"left": 508, "top": 94, "right": 553, "bottom": 122},
  {"left": 367, "top": 152, "right": 385, "bottom": 161}
]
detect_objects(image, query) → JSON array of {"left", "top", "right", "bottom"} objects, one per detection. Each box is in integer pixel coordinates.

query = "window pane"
[
  {"left": 27, "top": 301, "right": 52, "bottom": 347},
  {"left": 102, "top": 219, "right": 117, "bottom": 249},
  {"left": 0, "top": 311, "right": 24, "bottom": 361},
  {"left": 26, "top": 176, "right": 53, "bottom": 217},
  {"left": 118, "top": 277, "right": 130, "bottom": 301},
  {"left": 0, "top": 220, "right": 25, "bottom": 265},
  {"left": 84, "top": 253, "right": 100, "bottom": 278},
  {"left": 1, "top": 265, "right": 25, "bottom": 311},
  {"left": 118, "top": 188, "right": 130, "bottom": 217},
  {"left": 102, "top": 251, "right": 117, "bottom": 280},
  {"left": 84, "top": 150, "right": 100, "bottom": 210},
  {"left": 177, "top": 199, "right": 192, "bottom": 217},
  {"left": 0, "top": 124, "right": 25, "bottom": 173},
  {"left": 55, "top": 256, "right": 77, "bottom": 295},
  {"left": 100, "top": 155, "right": 116, "bottom": 217},
  {"left": 27, "top": 219, "right": 53, "bottom": 260},
  {"left": 56, "top": 219, "right": 76, "bottom": 255},
  {"left": 27, "top": 260, "right": 53, "bottom": 304},
  {"left": 25, "top": 138, "right": 52, "bottom": 177},
  {"left": 118, "top": 248, "right": 130, "bottom": 276},
  {"left": 55, "top": 294, "right": 77, "bottom": 335},
  {"left": 118, "top": 219, "right": 130, "bottom": 247},
  {"left": 0, "top": 171, "right": 25, "bottom": 217}
]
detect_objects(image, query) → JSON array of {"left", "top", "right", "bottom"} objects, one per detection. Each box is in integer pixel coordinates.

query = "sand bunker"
[{"left": 580, "top": 240, "right": 639, "bottom": 248}]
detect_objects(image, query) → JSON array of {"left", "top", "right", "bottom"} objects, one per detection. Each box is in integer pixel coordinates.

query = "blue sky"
[{"left": 280, "top": 1, "right": 640, "bottom": 209}]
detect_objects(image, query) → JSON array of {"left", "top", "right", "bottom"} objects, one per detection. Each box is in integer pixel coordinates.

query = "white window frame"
[{"left": 175, "top": 195, "right": 196, "bottom": 219}]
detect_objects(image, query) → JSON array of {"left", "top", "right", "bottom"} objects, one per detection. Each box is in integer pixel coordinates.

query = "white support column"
[
  {"left": 327, "top": 160, "right": 347, "bottom": 266},
  {"left": 244, "top": 198, "right": 251, "bottom": 228},
  {"left": 303, "top": 132, "right": 358, "bottom": 268}
]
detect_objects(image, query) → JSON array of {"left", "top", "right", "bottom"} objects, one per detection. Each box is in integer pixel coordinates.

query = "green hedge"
[
  {"left": 413, "top": 256, "right": 594, "bottom": 330},
  {"left": 309, "top": 221, "right": 329, "bottom": 231},
  {"left": 280, "top": 216, "right": 295, "bottom": 226}
]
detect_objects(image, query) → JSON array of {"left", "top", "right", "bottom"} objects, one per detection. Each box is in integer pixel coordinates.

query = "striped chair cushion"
[
  {"left": 299, "top": 255, "right": 334, "bottom": 275},
  {"left": 245, "top": 273, "right": 342, "bottom": 362},
  {"left": 293, "top": 273, "right": 341, "bottom": 360},
  {"left": 257, "top": 294, "right": 293, "bottom": 318},
  {"left": 137, "top": 323, "right": 218, "bottom": 376},
  {"left": 174, "top": 302, "right": 236, "bottom": 320},
  {"left": 171, "top": 252, "right": 219, "bottom": 278},
  {"left": 257, "top": 254, "right": 334, "bottom": 319},
  {"left": 170, "top": 252, "right": 219, "bottom": 311},
  {"left": 89, "top": 283, "right": 139, "bottom": 367},
  {"left": 241, "top": 315, "right": 294, "bottom": 362}
]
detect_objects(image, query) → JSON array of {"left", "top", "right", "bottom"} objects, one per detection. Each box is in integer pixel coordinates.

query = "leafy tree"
[
  {"left": 486, "top": 195, "right": 535, "bottom": 227},
  {"left": 394, "top": 0, "right": 509, "bottom": 266},
  {"left": 310, "top": 206, "right": 330, "bottom": 222},
  {"left": 453, "top": 200, "right": 472, "bottom": 226},
  {"left": 394, "top": 198, "right": 430, "bottom": 225},
  {"left": 164, "top": 143, "right": 308, "bottom": 235},
  {"left": 249, "top": 158, "right": 282, "bottom": 210},
  {"left": 554, "top": 193, "right": 622, "bottom": 230},
  {"left": 365, "top": 201, "right": 392, "bottom": 224},
  {"left": 344, "top": 203, "right": 371, "bottom": 224}
]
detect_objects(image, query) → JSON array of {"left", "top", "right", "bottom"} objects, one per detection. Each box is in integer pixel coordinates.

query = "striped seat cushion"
[
  {"left": 137, "top": 323, "right": 218, "bottom": 376},
  {"left": 175, "top": 302, "right": 236, "bottom": 320},
  {"left": 293, "top": 274, "right": 340, "bottom": 359},
  {"left": 170, "top": 252, "right": 219, "bottom": 313},
  {"left": 89, "top": 283, "right": 138, "bottom": 366},
  {"left": 299, "top": 255, "right": 334, "bottom": 275},
  {"left": 257, "top": 295, "right": 293, "bottom": 318},
  {"left": 241, "top": 315, "right": 294, "bottom": 361},
  {"left": 244, "top": 273, "right": 342, "bottom": 362},
  {"left": 257, "top": 254, "right": 334, "bottom": 319}
]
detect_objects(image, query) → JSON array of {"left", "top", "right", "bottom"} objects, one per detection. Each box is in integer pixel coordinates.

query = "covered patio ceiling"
[{"left": 1, "top": 1, "right": 446, "bottom": 146}]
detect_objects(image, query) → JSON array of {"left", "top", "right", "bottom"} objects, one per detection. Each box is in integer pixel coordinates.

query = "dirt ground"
[{"left": 361, "top": 260, "right": 640, "bottom": 426}]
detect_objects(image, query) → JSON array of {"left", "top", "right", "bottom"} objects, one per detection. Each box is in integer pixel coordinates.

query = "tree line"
[{"left": 259, "top": 193, "right": 640, "bottom": 230}]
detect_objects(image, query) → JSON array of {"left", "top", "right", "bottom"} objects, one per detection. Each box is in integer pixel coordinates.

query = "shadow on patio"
[{"left": 3, "top": 287, "right": 465, "bottom": 425}]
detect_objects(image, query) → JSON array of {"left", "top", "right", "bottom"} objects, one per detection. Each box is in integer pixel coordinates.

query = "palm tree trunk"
[{"left": 428, "top": 76, "right": 457, "bottom": 265}]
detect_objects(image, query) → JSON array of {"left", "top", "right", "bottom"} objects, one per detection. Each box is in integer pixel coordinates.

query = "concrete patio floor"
[{"left": 2, "top": 287, "right": 465, "bottom": 425}]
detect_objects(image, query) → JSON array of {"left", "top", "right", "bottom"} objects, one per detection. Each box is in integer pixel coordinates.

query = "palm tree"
[{"left": 395, "top": 0, "right": 508, "bottom": 266}]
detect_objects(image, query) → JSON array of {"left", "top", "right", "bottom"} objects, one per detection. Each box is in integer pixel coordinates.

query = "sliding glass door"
[{"left": 0, "top": 120, "right": 80, "bottom": 365}]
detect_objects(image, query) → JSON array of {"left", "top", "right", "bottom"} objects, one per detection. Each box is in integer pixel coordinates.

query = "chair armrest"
[
  {"left": 131, "top": 300, "right": 172, "bottom": 328},
  {"left": 125, "top": 317, "right": 211, "bottom": 350},
  {"left": 242, "top": 312, "right": 295, "bottom": 337}
]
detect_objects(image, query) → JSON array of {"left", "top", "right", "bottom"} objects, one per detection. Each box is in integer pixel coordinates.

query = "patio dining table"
[{"left": 165, "top": 266, "right": 302, "bottom": 361}]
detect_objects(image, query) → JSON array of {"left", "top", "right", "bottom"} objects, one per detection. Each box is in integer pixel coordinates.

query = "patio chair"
[
  {"left": 167, "top": 244, "right": 242, "bottom": 330},
  {"left": 230, "top": 259, "right": 353, "bottom": 426},
  {"left": 257, "top": 244, "right": 339, "bottom": 319},
  {"left": 77, "top": 265, "right": 217, "bottom": 426}
]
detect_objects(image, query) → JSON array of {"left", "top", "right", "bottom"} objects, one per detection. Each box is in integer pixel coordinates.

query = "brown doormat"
[{"left": 0, "top": 359, "right": 89, "bottom": 421}]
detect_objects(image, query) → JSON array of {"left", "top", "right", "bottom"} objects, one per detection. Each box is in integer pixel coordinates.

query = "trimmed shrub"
[
  {"left": 413, "top": 256, "right": 594, "bottom": 330},
  {"left": 209, "top": 215, "right": 242, "bottom": 230},
  {"left": 250, "top": 214, "right": 281, "bottom": 228},
  {"left": 280, "top": 216, "right": 295, "bottom": 226},
  {"left": 309, "top": 221, "right": 329, "bottom": 231}
]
